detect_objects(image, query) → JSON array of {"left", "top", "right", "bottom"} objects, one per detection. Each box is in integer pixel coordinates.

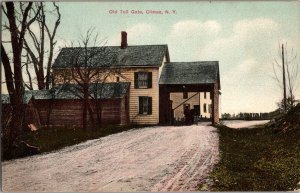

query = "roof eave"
[
  {"left": 52, "top": 65, "right": 161, "bottom": 70},
  {"left": 159, "top": 82, "right": 215, "bottom": 85}
]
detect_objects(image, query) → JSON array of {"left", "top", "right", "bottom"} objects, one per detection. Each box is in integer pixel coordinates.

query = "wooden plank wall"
[{"left": 34, "top": 98, "right": 125, "bottom": 128}]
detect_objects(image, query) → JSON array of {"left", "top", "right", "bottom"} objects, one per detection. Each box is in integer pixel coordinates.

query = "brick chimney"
[{"left": 121, "top": 31, "right": 127, "bottom": 49}]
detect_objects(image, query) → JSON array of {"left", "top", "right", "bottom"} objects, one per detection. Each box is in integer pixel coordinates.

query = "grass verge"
[
  {"left": 2, "top": 124, "right": 148, "bottom": 161},
  {"left": 205, "top": 124, "right": 300, "bottom": 191}
]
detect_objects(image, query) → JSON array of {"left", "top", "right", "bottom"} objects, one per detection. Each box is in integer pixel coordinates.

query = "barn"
[
  {"left": 32, "top": 82, "right": 130, "bottom": 127},
  {"left": 1, "top": 82, "right": 130, "bottom": 129}
]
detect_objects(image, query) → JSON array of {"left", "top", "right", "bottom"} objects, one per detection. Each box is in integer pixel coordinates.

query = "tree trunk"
[
  {"left": 282, "top": 44, "right": 287, "bottom": 111},
  {"left": 45, "top": 45, "right": 54, "bottom": 89},
  {"left": 82, "top": 86, "right": 89, "bottom": 130},
  {"left": 87, "top": 101, "right": 96, "bottom": 130},
  {"left": 96, "top": 100, "right": 102, "bottom": 127},
  {"left": 3, "top": 2, "right": 33, "bottom": 147}
]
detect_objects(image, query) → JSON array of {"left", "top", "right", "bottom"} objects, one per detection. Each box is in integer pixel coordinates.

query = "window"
[
  {"left": 204, "top": 92, "right": 207, "bottom": 99},
  {"left": 138, "top": 72, "right": 148, "bottom": 88},
  {"left": 203, "top": 103, "right": 207, "bottom": 113},
  {"left": 116, "top": 77, "right": 120, "bottom": 82},
  {"left": 134, "top": 72, "right": 152, "bottom": 89},
  {"left": 183, "top": 91, "right": 188, "bottom": 99},
  {"left": 139, "top": 97, "right": 152, "bottom": 115}
]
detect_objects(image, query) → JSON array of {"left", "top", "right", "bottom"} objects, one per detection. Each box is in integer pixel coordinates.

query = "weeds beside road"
[{"left": 206, "top": 122, "right": 300, "bottom": 191}]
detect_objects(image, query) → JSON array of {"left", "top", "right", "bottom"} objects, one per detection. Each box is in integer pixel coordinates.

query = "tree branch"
[{"left": 1, "top": 44, "right": 15, "bottom": 95}]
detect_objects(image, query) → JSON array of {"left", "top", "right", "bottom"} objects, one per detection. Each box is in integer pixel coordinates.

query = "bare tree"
[
  {"left": 68, "top": 28, "right": 103, "bottom": 130},
  {"left": 1, "top": 2, "right": 40, "bottom": 147},
  {"left": 272, "top": 43, "right": 299, "bottom": 112},
  {"left": 23, "top": 2, "right": 61, "bottom": 90},
  {"left": 23, "top": 52, "right": 34, "bottom": 90},
  {"left": 91, "top": 66, "right": 125, "bottom": 127},
  {"left": 60, "top": 28, "right": 125, "bottom": 130}
]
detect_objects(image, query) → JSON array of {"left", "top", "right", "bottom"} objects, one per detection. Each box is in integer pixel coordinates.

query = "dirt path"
[{"left": 2, "top": 123, "right": 219, "bottom": 192}]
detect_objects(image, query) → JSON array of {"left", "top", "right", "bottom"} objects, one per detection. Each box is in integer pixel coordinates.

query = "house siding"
[
  {"left": 52, "top": 54, "right": 167, "bottom": 125},
  {"left": 110, "top": 67, "right": 159, "bottom": 125}
]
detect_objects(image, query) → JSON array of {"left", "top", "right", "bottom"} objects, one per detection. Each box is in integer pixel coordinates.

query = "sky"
[{"left": 1, "top": 1, "right": 300, "bottom": 114}]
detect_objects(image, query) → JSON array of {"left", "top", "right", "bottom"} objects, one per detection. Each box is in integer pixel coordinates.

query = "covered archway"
[{"left": 159, "top": 61, "right": 221, "bottom": 125}]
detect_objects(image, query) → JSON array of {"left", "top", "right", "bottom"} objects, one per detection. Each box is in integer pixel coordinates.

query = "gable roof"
[
  {"left": 159, "top": 61, "right": 220, "bottom": 88},
  {"left": 52, "top": 45, "right": 169, "bottom": 69},
  {"left": 1, "top": 82, "right": 130, "bottom": 104}
]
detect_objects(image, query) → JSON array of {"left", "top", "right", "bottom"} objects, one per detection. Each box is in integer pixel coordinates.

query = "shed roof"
[
  {"left": 159, "top": 61, "right": 220, "bottom": 88},
  {"left": 1, "top": 92, "right": 33, "bottom": 104},
  {"left": 1, "top": 82, "right": 130, "bottom": 104},
  {"left": 50, "top": 82, "right": 130, "bottom": 100},
  {"left": 52, "top": 45, "right": 169, "bottom": 69}
]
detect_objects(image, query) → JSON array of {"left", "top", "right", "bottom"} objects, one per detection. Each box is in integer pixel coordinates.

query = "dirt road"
[
  {"left": 2, "top": 123, "right": 219, "bottom": 192},
  {"left": 222, "top": 120, "right": 269, "bottom": 129}
]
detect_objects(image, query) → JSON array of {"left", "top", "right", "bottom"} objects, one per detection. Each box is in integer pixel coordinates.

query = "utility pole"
[{"left": 282, "top": 44, "right": 287, "bottom": 111}]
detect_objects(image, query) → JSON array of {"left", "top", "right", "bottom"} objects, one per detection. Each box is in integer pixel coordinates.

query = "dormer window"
[{"left": 134, "top": 72, "right": 152, "bottom": 89}]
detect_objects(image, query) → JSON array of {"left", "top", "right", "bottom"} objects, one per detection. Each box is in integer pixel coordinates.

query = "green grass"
[
  {"left": 206, "top": 124, "right": 300, "bottom": 191},
  {"left": 2, "top": 124, "right": 148, "bottom": 161}
]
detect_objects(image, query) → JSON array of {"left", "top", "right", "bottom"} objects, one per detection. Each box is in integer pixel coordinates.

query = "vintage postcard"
[{"left": 1, "top": 0, "right": 300, "bottom": 192}]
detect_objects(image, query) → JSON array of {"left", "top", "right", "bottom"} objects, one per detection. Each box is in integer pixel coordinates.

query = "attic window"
[{"left": 134, "top": 72, "right": 152, "bottom": 89}]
